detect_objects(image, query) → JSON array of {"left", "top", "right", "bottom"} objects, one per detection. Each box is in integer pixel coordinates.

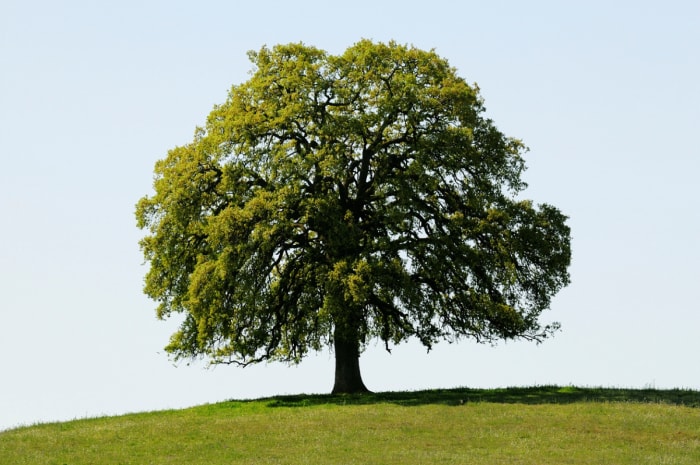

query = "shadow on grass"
[{"left": 263, "top": 386, "right": 700, "bottom": 409}]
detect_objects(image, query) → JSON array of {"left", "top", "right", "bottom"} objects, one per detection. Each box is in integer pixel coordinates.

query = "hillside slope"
[{"left": 2, "top": 386, "right": 699, "bottom": 464}]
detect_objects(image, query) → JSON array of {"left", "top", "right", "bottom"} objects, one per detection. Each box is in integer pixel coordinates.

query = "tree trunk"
[{"left": 331, "top": 325, "right": 370, "bottom": 394}]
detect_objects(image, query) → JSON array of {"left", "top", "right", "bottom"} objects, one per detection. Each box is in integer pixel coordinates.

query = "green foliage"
[
  {"left": 135, "top": 40, "right": 571, "bottom": 367},
  {"left": 3, "top": 387, "right": 700, "bottom": 464}
]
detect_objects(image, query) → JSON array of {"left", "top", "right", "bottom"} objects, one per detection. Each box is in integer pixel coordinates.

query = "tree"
[{"left": 135, "top": 40, "right": 571, "bottom": 394}]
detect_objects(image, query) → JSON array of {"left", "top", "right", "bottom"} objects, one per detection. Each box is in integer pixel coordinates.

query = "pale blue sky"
[{"left": 1, "top": 0, "right": 698, "bottom": 430}]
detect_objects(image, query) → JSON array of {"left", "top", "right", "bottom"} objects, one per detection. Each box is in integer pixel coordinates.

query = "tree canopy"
[{"left": 136, "top": 40, "right": 571, "bottom": 393}]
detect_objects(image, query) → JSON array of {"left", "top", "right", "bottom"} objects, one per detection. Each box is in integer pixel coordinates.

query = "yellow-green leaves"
[{"left": 135, "top": 40, "right": 571, "bottom": 369}]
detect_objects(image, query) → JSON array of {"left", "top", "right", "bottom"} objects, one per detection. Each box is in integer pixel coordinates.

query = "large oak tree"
[{"left": 136, "top": 40, "right": 571, "bottom": 394}]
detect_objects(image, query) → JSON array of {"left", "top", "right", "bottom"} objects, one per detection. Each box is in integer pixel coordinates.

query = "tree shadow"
[{"left": 264, "top": 385, "right": 700, "bottom": 408}]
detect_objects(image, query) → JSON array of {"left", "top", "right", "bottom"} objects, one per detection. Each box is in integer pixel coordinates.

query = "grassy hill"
[{"left": 2, "top": 386, "right": 699, "bottom": 464}]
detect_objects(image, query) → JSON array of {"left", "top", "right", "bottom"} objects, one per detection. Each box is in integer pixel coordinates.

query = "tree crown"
[{"left": 136, "top": 40, "right": 571, "bottom": 367}]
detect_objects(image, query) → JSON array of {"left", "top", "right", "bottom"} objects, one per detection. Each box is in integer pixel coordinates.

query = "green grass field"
[{"left": 2, "top": 386, "right": 699, "bottom": 464}]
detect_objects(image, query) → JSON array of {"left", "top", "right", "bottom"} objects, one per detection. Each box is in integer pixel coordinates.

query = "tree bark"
[{"left": 331, "top": 324, "right": 370, "bottom": 394}]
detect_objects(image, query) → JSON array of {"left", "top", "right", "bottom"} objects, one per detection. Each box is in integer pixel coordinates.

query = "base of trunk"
[{"left": 331, "top": 328, "right": 370, "bottom": 394}]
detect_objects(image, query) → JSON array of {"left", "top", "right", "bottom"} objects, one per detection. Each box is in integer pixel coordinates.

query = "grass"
[{"left": 2, "top": 386, "right": 700, "bottom": 464}]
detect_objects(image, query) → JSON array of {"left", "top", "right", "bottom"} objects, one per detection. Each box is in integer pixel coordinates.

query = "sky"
[{"left": 1, "top": 0, "right": 698, "bottom": 431}]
